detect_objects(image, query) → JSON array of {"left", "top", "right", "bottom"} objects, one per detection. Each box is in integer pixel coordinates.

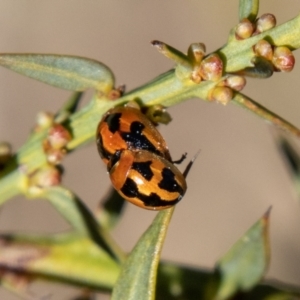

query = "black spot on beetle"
[
  {"left": 121, "top": 177, "right": 139, "bottom": 198},
  {"left": 158, "top": 168, "right": 183, "bottom": 194},
  {"left": 121, "top": 177, "right": 180, "bottom": 208},
  {"left": 139, "top": 192, "right": 180, "bottom": 207},
  {"left": 105, "top": 113, "right": 122, "bottom": 133},
  {"left": 130, "top": 121, "right": 144, "bottom": 135},
  {"left": 120, "top": 121, "right": 160, "bottom": 155},
  {"left": 109, "top": 151, "right": 122, "bottom": 170},
  {"left": 132, "top": 161, "right": 153, "bottom": 181}
]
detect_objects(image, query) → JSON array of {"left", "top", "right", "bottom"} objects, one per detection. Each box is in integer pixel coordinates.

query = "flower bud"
[
  {"left": 35, "top": 111, "right": 54, "bottom": 131},
  {"left": 256, "top": 14, "right": 276, "bottom": 33},
  {"left": 210, "top": 86, "right": 233, "bottom": 105},
  {"left": 0, "top": 142, "right": 12, "bottom": 165},
  {"left": 145, "top": 105, "right": 172, "bottom": 125},
  {"left": 272, "top": 46, "right": 295, "bottom": 72},
  {"left": 46, "top": 148, "right": 66, "bottom": 165},
  {"left": 47, "top": 124, "right": 72, "bottom": 150},
  {"left": 28, "top": 166, "right": 61, "bottom": 195},
  {"left": 36, "top": 167, "right": 61, "bottom": 187},
  {"left": 224, "top": 76, "right": 246, "bottom": 91},
  {"left": 187, "top": 43, "right": 206, "bottom": 65},
  {"left": 199, "top": 53, "right": 223, "bottom": 81},
  {"left": 190, "top": 68, "right": 202, "bottom": 84},
  {"left": 253, "top": 40, "right": 273, "bottom": 61},
  {"left": 108, "top": 85, "right": 126, "bottom": 100},
  {"left": 125, "top": 101, "right": 140, "bottom": 110},
  {"left": 235, "top": 18, "right": 254, "bottom": 39}
]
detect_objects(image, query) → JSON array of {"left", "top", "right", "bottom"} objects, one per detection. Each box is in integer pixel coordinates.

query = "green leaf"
[
  {"left": 275, "top": 134, "right": 300, "bottom": 200},
  {"left": 0, "top": 233, "right": 120, "bottom": 290},
  {"left": 215, "top": 208, "right": 271, "bottom": 300},
  {"left": 111, "top": 207, "right": 175, "bottom": 300},
  {"left": 41, "top": 186, "right": 126, "bottom": 263},
  {"left": 244, "top": 283, "right": 300, "bottom": 300},
  {"left": 41, "top": 186, "right": 98, "bottom": 235},
  {"left": 239, "top": 0, "right": 259, "bottom": 22},
  {"left": 0, "top": 233, "right": 299, "bottom": 298},
  {"left": 0, "top": 54, "right": 114, "bottom": 92}
]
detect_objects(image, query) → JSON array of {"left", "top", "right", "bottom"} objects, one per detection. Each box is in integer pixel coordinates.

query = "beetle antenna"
[{"left": 182, "top": 149, "right": 201, "bottom": 178}]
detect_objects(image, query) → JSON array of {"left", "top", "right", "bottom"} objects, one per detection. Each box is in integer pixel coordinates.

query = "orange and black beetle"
[
  {"left": 96, "top": 105, "right": 196, "bottom": 210},
  {"left": 107, "top": 149, "right": 187, "bottom": 210},
  {"left": 96, "top": 106, "right": 172, "bottom": 165}
]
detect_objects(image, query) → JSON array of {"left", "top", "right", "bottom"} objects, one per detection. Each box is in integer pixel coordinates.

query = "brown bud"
[
  {"left": 199, "top": 53, "right": 223, "bottom": 81},
  {"left": 224, "top": 76, "right": 246, "bottom": 91},
  {"left": 108, "top": 85, "right": 126, "bottom": 100},
  {"left": 47, "top": 124, "right": 72, "bottom": 150},
  {"left": 37, "top": 167, "right": 61, "bottom": 187},
  {"left": 210, "top": 86, "right": 233, "bottom": 105},
  {"left": 235, "top": 18, "right": 254, "bottom": 40},
  {"left": 272, "top": 46, "right": 295, "bottom": 72},
  {"left": 28, "top": 166, "right": 61, "bottom": 195},
  {"left": 253, "top": 40, "right": 273, "bottom": 61},
  {"left": 256, "top": 14, "right": 276, "bottom": 33}
]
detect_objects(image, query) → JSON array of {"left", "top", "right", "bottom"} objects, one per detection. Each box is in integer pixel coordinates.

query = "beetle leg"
[{"left": 172, "top": 152, "right": 187, "bottom": 164}]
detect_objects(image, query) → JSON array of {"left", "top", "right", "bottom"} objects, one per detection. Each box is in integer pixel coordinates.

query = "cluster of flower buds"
[
  {"left": 151, "top": 40, "right": 224, "bottom": 84},
  {"left": 43, "top": 124, "right": 72, "bottom": 165},
  {"left": 235, "top": 13, "right": 295, "bottom": 73},
  {"left": 235, "top": 13, "right": 277, "bottom": 39},
  {"left": 209, "top": 75, "right": 246, "bottom": 105},
  {"left": 187, "top": 44, "right": 223, "bottom": 84},
  {"left": 254, "top": 41, "right": 295, "bottom": 73},
  {"left": 152, "top": 40, "right": 235, "bottom": 104}
]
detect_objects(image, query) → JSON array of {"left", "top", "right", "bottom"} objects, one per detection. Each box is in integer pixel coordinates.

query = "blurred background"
[{"left": 0, "top": 1, "right": 299, "bottom": 299}]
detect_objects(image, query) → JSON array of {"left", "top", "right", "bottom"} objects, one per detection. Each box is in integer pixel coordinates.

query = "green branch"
[{"left": 0, "top": 11, "right": 299, "bottom": 204}]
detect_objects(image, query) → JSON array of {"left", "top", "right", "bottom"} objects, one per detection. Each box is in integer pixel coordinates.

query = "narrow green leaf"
[
  {"left": 215, "top": 208, "right": 271, "bottom": 300},
  {"left": 96, "top": 188, "right": 126, "bottom": 230},
  {"left": 0, "top": 54, "right": 114, "bottom": 92},
  {"left": 157, "top": 262, "right": 214, "bottom": 299},
  {"left": 244, "top": 283, "right": 300, "bottom": 299},
  {"left": 111, "top": 207, "right": 175, "bottom": 300},
  {"left": 41, "top": 186, "right": 100, "bottom": 235},
  {"left": 239, "top": 0, "right": 259, "bottom": 22},
  {"left": 41, "top": 186, "right": 126, "bottom": 263},
  {"left": 233, "top": 92, "right": 300, "bottom": 139},
  {"left": 0, "top": 233, "right": 120, "bottom": 290}
]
